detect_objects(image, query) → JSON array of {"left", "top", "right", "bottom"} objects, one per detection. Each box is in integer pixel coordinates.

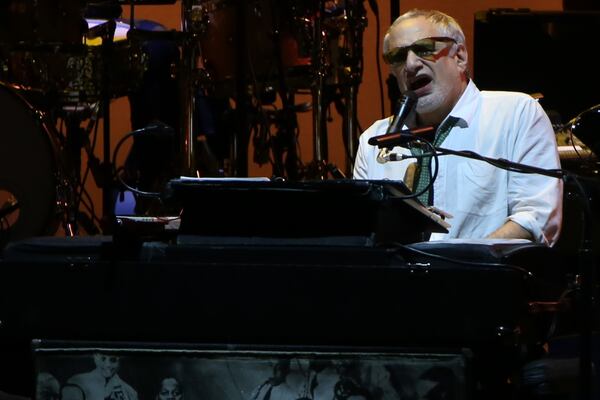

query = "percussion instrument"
[
  {"left": 569, "top": 104, "right": 600, "bottom": 158},
  {"left": 194, "top": 0, "right": 354, "bottom": 92},
  {"left": 195, "top": 0, "right": 277, "bottom": 84},
  {"left": 0, "top": 0, "right": 86, "bottom": 46},
  {"left": 0, "top": 19, "right": 147, "bottom": 104},
  {"left": 0, "top": 83, "right": 67, "bottom": 244}
]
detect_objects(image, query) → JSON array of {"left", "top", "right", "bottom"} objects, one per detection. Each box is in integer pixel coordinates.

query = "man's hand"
[{"left": 486, "top": 220, "right": 533, "bottom": 241}]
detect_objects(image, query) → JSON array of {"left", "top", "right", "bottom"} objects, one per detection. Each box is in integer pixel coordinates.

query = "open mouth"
[{"left": 409, "top": 76, "right": 432, "bottom": 91}]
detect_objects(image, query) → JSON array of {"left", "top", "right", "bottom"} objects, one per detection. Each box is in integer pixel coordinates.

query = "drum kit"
[
  {"left": 180, "top": 0, "right": 367, "bottom": 178},
  {"left": 0, "top": 0, "right": 153, "bottom": 246},
  {"left": 0, "top": 0, "right": 368, "bottom": 245}
]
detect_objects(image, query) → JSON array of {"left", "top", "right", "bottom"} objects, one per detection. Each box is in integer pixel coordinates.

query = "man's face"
[
  {"left": 158, "top": 378, "right": 182, "bottom": 400},
  {"left": 386, "top": 16, "right": 467, "bottom": 124},
  {"left": 93, "top": 354, "right": 120, "bottom": 379},
  {"left": 36, "top": 373, "right": 60, "bottom": 400}
]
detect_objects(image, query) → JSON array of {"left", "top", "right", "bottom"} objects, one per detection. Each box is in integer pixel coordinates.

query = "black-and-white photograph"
[{"left": 34, "top": 346, "right": 467, "bottom": 400}]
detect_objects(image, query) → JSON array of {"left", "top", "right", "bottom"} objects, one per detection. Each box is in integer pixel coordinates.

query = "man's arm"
[
  {"left": 486, "top": 220, "right": 533, "bottom": 241},
  {"left": 352, "top": 139, "right": 369, "bottom": 179},
  {"left": 503, "top": 96, "right": 563, "bottom": 245}
]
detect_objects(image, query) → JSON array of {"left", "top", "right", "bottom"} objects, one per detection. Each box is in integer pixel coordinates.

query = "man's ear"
[{"left": 454, "top": 43, "right": 468, "bottom": 73}]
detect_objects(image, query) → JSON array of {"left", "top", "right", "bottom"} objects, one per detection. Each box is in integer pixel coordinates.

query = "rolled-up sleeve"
[{"left": 507, "top": 98, "right": 563, "bottom": 246}]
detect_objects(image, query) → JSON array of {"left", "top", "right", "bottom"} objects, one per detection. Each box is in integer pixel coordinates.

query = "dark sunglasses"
[{"left": 383, "top": 36, "right": 457, "bottom": 65}]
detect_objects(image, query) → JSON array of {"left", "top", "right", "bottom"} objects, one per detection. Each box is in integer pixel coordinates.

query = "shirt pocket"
[{"left": 456, "top": 160, "right": 505, "bottom": 216}]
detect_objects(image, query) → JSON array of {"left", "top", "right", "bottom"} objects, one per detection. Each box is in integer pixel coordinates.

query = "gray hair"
[{"left": 383, "top": 9, "right": 466, "bottom": 54}]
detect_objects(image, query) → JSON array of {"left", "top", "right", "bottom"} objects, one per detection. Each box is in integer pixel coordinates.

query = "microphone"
[
  {"left": 386, "top": 90, "right": 418, "bottom": 135},
  {"left": 368, "top": 126, "right": 435, "bottom": 148}
]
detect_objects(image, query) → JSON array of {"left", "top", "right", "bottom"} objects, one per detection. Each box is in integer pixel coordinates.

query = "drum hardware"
[
  {"left": 46, "top": 103, "right": 103, "bottom": 237},
  {"left": 65, "top": 16, "right": 153, "bottom": 232},
  {"left": 231, "top": 0, "right": 251, "bottom": 178},
  {"left": 1, "top": 3, "right": 185, "bottom": 242},
  {"left": 307, "top": 0, "right": 367, "bottom": 178},
  {"left": 568, "top": 104, "right": 600, "bottom": 159},
  {"left": 0, "top": 6, "right": 152, "bottom": 241},
  {"left": 180, "top": 1, "right": 268, "bottom": 176},
  {"left": 1, "top": 0, "right": 368, "bottom": 244},
  {"left": 0, "top": 82, "right": 77, "bottom": 246},
  {"left": 0, "top": 43, "right": 148, "bottom": 105},
  {"left": 0, "top": 0, "right": 87, "bottom": 47},
  {"left": 559, "top": 105, "right": 600, "bottom": 400},
  {"left": 288, "top": 0, "right": 367, "bottom": 178},
  {"left": 179, "top": 0, "right": 367, "bottom": 178},
  {"left": 180, "top": 0, "right": 202, "bottom": 175},
  {"left": 90, "top": 18, "right": 121, "bottom": 232}
]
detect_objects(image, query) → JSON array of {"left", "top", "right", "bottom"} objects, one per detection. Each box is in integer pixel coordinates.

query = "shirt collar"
[{"left": 441, "top": 79, "right": 480, "bottom": 130}]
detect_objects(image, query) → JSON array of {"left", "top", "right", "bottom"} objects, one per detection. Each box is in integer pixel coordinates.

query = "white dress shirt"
[{"left": 354, "top": 80, "right": 563, "bottom": 245}]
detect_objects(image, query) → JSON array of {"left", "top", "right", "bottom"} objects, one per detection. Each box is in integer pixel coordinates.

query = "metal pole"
[
  {"left": 180, "top": 0, "right": 197, "bottom": 176},
  {"left": 391, "top": 0, "right": 400, "bottom": 23},
  {"left": 233, "top": 0, "right": 249, "bottom": 177},
  {"left": 312, "top": 0, "right": 326, "bottom": 164},
  {"left": 388, "top": 0, "right": 401, "bottom": 114},
  {"left": 101, "top": 20, "right": 116, "bottom": 231},
  {"left": 345, "top": 85, "right": 358, "bottom": 174},
  {"left": 343, "top": 0, "right": 366, "bottom": 175}
]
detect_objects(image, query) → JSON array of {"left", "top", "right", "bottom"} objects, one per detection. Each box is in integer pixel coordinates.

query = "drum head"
[{"left": 0, "top": 84, "right": 60, "bottom": 245}]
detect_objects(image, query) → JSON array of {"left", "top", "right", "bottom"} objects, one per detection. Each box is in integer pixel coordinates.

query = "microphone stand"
[
  {"left": 432, "top": 146, "right": 595, "bottom": 400},
  {"left": 433, "top": 146, "right": 565, "bottom": 178},
  {"left": 384, "top": 141, "right": 596, "bottom": 399}
]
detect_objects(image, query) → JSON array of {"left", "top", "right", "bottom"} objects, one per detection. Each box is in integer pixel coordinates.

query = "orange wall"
[{"left": 94, "top": 0, "right": 561, "bottom": 215}]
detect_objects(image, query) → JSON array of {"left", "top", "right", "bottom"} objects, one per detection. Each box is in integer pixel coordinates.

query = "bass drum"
[{"left": 0, "top": 83, "right": 65, "bottom": 245}]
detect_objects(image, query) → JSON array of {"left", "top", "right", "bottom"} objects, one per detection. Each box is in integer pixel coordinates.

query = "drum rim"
[{"left": 0, "top": 83, "right": 66, "bottom": 242}]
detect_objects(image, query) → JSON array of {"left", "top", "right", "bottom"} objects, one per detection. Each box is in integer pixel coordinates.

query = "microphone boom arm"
[{"left": 383, "top": 140, "right": 595, "bottom": 398}]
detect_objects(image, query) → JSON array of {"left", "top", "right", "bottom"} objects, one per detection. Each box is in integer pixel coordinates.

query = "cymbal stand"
[
  {"left": 180, "top": 0, "right": 199, "bottom": 176},
  {"left": 309, "top": 0, "right": 366, "bottom": 179},
  {"left": 341, "top": 0, "right": 367, "bottom": 176},
  {"left": 231, "top": 0, "right": 252, "bottom": 177},
  {"left": 60, "top": 104, "right": 102, "bottom": 236},
  {"left": 263, "top": 2, "right": 300, "bottom": 180},
  {"left": 98, "top": 19, "right": 118, "bottom": 231},
  {"left": 387, "top": 0, "right": 401, "bottom": 113},
  {"left": 311, "top": 0, "right": 328, "bottom": 176}
]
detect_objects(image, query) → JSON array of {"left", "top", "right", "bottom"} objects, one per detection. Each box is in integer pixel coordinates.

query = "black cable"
[
  {"left": 76, "top": 108, "right": 100, "bottom": 222},
  {"left": 114, "top": 166, "right": 162, "bottom": 198},
  {"left": 369, "top": 0, "right": 385, "bottom": 119},
  {"left": 384, "top": 138, "right": 439, "bottom": 201},
  {"left": 401, "top": 143, "right": 597, "bottom": 397},
  {"left": 111, "top": 128, "right": 164, "bottom": 197}
]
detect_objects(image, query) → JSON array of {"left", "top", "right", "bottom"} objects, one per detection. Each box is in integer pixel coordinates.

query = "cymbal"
[{"left": 85, "top": 18, "right": 131, "bottom": 45}]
